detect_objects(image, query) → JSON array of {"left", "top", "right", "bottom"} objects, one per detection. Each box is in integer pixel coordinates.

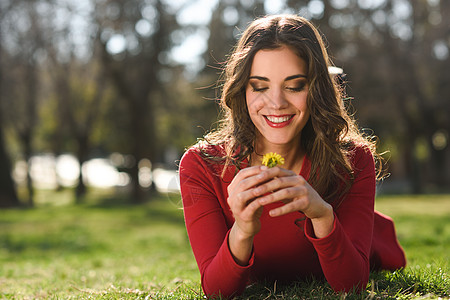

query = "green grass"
[{"left": 0, "top": 191, "right": 449, "bottom": 299}]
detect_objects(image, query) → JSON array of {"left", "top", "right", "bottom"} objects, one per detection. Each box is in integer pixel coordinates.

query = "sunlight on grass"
[
  {"left": 375, "top": 194, "right": 450, "bottom": 217},
  {"left": 1, "top": 190, "right": 200, "bottom": 299},
  {"left": 376, "top": 194, "right": 450, "bottom": 268},
  {"left": 0, "top": 191, "right": 449, "bottom": 299}
]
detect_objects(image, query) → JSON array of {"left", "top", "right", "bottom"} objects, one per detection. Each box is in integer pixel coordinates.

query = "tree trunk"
[
  {"left": 129, "top": 94, "right": 154, "bottom": 204},
  {"left": 22, "top": 133, "right": 34, "bottom": 206},
  {"left": 0, "top": 18, "right": 19, "bottom": 208},
  {"left": 75, "top": 135, "right": 89, "bottom": 203},
  {"left": 403, "top": 137, "right": 423, "bottom": 194},
  {"left": 0, "top": 127, "right": 20, "bottom": 208},
  {"left": 428, "top": 140, "right": 448, "bottom": 189}
]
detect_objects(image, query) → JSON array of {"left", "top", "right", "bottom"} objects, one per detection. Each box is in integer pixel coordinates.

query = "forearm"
[
  {"left": 310, "top": 202, "right": 334, "bottom": 238},
  {"left": 306, "top": 216, "right": 370, "bottom": 292},
  {"left": 229, "top": 223, "right": 254, "bottom": 266},
  {"left": 200, "top": 229, "right": 254, "bottom": 298}
]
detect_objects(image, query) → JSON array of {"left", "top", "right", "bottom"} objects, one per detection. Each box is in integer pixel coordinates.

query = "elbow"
[
  {"left": 329, "top": 262, "right": 370, "bottom": 294},
  {"left": 201, "top": 273, "right": 244, "bottom": 299},
  {"left": 330, "top": 276, "right": 369, "bottom": 294},
  {"left": 201, "top": 285, "right": 242, "bottom": 300},
  {"left": 201, "top": 280, "right": 226, "bottom": 300}
]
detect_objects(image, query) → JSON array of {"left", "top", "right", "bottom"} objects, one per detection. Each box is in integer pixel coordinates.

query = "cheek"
[
  {"left": 291, "top": 93, "right": 309, "bottom": 112},
  {"left": 246, "top": 90, "right": 265, "bottom": 114},
  {"left": 300, "top": 101, "right": 309, "bottom": 112}
]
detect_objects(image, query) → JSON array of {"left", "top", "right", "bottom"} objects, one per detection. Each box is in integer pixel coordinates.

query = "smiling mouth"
[{"left": 264, "top": 115, "right": 294, "bottom": 127}]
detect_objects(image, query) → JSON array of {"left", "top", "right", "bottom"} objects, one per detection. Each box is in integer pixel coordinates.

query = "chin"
[{"left": 265, "top": 138, "right": 294, "bottom": 146}]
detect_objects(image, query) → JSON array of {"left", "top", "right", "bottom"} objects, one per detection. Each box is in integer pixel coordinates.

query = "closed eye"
[
  {"left": 286, "top": 83, "right": 306, "bottom": 92},
  {"left": 252, "top": 87, "right": 268, "bottom": 92},
  {"left": 250, "top": 83, "right": 268, "bottom": 92}
]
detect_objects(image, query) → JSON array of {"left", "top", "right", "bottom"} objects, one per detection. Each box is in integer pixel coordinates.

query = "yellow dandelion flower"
[{"left": 262, "top": 152, "right": 285, "bottom": 168}]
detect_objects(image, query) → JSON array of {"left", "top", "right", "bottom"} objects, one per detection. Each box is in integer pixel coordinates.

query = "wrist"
[
  {"left": 310, "top": 203, "right": 334, "bottom": 238},
  {"left": 229, "top": 224, "right": 254, "bottom": 266},
  {"left": 230, "top": 224, "right": 254, "bottom": 244}
]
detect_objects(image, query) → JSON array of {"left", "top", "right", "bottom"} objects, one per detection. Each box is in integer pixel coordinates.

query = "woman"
[{"left": 179, "top": 15, "right": 406, "bottom": 299}]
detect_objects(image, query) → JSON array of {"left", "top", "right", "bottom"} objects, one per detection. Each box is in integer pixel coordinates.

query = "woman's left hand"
[{"left": 253, "top": 166, "right": 334, "bottom": 238}]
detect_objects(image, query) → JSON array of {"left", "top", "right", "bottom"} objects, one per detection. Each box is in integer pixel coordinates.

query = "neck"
[{"left": 252, "top": 139, "right": 305, "bottom": 173}]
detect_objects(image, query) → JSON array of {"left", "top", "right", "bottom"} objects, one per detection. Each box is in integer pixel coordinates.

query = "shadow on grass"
[
  {"left": 0, "top": 226, "right": 107, "bottom": 255},
  {"left": 87, "top": 192, "right": 185, "bottom": 226},
  {"left": 0, "top": 191, "right": 186, "bottom": 256}
]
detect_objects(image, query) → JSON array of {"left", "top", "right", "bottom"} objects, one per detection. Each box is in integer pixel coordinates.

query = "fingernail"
[{"left": 260, "top": 166, "right": 268, "bottom": 170}]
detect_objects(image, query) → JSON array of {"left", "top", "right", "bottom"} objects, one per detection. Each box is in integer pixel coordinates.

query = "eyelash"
[
  {"left": 286, "top": 84, "right": 306, "bottom": 92},
  {"left": 252, "top": 87, "right": 268, "bottom": 92},
  {"left": 251, "top": 84, "right": 306, "bottom": 93}
]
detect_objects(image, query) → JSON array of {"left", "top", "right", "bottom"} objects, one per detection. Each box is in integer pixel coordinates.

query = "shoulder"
[
  {"left": 346, "top": 143, "right": 375, "bottom": 175},
  {"left": 181, "top": 142, "right": 225, "bottom": 163},
  {"left": 347, "top": 143, "right": 374, "bottom": 162},
  {"left": 180, "top": 142, "right": 226, "bottom": 174}
]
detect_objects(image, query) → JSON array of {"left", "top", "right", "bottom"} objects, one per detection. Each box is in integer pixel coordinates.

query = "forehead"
[{"left": 250, "top": 46, "right": 307, "bottom": 78}]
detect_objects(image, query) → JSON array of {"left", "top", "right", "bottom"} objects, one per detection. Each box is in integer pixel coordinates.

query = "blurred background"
[{"left": 0, "top": 0, "right": 449, "bottom": 207}]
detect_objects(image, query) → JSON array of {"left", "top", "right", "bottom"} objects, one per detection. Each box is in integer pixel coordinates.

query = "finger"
[
  {"left": 245, "top": 167, "right": 298, "bottom": 197},
  {"left": 237, "top": 165, "right": 269, "bottom": 180},
  {"left": 268, "top": 196, "right": 307, "bottom": 217},
  {"left": 229, "top": 165, "right": 268, "bottom": 193},
  {"left": 258, "top": 184, "right": 308, "bottom": 206},
  {"left": 240, "top": 198, "right": 264, "bottom": 220},
  {"left": 231, "top": 189, "right": 260, "bottom": 211},
  {"left": 230, "top": 177, "right": 271, "bottom": 210},
  {"left": 255, "top": 175, "right": 307, "bottom": 201},
  {"left": 259, "top": 166, "right": 297, "bottom": 179}
]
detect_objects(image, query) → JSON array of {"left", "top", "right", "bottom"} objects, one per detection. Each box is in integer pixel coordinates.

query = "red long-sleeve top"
[{"left": 179, "top": 144, "right": 406, "bottom": 299}]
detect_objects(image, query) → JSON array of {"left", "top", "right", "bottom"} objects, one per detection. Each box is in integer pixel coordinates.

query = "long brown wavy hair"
[{"left": 201, "top": 15, "right": 383, "bottom": 204}]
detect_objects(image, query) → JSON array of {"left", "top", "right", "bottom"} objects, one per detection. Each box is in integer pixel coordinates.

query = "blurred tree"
[
  {"left": 0, "top": 0, "right": 447, "bottom": 205},
  {"left": 155, "top": 68, "right": 215, "bottom": 162},
  {"left": 0, "top": 125, "right": 19, "bottom": 208},
  {"left": 204, "top": 0, "right": 265, "bottom": 74},
  {"left": 194, "top": 0, "right": 266, "bottom": 137},
  {"left": 340, "top": 0, "right": 450, "bottom": 192},
  {"left": 94, "top": 0, "right": 185, "bottom": 202},
  {"left": 0, "top": 0, "right": 48, "bottom": 206},
  {"left": 0, "top": 13, "right": 19, "bottom": 207},
  {"left": 47, "top": 25, "right": 109, "bottom": 201},
  {"left": 278, "top": 0, "right": 450, "bottom": 192},
  {"left": 50, "top": 61, "right": 108, "bottom": 201},
  {"left": 1, "top": 0, "right": 113, "bottom": 203}
]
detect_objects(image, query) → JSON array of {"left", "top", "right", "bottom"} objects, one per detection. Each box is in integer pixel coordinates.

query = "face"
[{"left": 246, "top": 46, "right": 310, "bottom": 150}]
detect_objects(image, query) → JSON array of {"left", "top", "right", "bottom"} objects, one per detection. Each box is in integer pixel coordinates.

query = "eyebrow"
[{"left": 249, "top": 74, "right": 307, "bottom": 82}]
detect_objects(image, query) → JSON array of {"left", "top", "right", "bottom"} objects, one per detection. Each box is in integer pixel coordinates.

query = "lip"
[{"left": 264, "top": 114, "right": 294, "bottom": 128}]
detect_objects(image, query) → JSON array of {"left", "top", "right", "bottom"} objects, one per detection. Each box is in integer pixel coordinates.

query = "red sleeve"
[
  {"left": 179, "top": 148, "right": 253, "bottom": 298},
  {"left": 304, "top": 147, "right": 375, "bottom": 292}
]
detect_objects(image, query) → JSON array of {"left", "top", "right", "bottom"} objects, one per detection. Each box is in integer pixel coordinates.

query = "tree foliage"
[{"left": 0, "top": 0, "right": 449, "bottom": 207}]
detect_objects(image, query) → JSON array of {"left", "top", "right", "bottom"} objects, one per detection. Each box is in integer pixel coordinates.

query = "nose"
[{"left": 267, "top": 88, "right": 288, "bottom": 109}]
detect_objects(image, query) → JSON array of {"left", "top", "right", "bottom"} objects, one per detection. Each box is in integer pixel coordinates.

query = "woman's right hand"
[
  {"left": 227, "top": 165, "right": 269, "bottom": 238},
  {"left": 226, "top": 165, "right": 268, "bottom": 265}
]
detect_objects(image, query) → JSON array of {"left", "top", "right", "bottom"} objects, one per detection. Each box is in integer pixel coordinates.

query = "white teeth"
[{"left": 266, "top": 116, "right": 291, "bottom": 123}]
